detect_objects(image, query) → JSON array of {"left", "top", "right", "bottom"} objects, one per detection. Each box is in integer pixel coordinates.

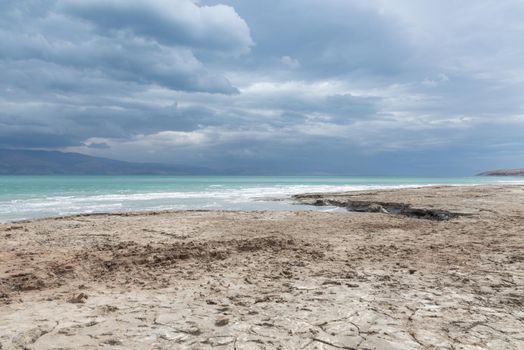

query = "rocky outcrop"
[{"left": 295, "top": 196, "right": 460, "bottom": 220}]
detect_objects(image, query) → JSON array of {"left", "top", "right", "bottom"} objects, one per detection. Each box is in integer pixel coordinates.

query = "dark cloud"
[
  {"left": 1, "top": 0, "right": 523, "bottom": 175},
  {"left": 0, "top": 132, "right": 78, "bottom": 149},
  {"left": 59, "top": 0, "right": 253, "bottom": 54},
  {"left": 201, "top": 0, "right": 414, "bottom": 80},
  {"left": 0, "top": 0, "right": 247, "bottom": 94}
]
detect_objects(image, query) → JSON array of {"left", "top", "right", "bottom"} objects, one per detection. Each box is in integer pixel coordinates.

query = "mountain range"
[
  {"left": 0, "top": 149, "right": 213, "bottom": 175},
  {"left": 1, "top": 149, "right": 523, "bottom": 176}
]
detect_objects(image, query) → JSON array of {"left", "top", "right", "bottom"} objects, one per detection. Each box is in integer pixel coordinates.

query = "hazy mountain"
[
  {"left": 0, "top": 149, "right": 213, "bottom": 175},
  {"left": 477, "top": 169, "right": 524, "bottom": 176}
]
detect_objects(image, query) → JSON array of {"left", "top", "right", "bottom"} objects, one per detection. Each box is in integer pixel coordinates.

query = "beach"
[{"left": 1, "top": 185, "right": 523, "bottom": 349}]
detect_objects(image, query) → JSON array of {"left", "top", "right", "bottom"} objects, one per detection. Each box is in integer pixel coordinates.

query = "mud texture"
[{"left": 0, "top": 185, "right": 523, "bottom": 349}]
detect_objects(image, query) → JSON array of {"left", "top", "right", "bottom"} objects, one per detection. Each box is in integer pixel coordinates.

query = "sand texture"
[{"left": 0, "top": 185, "right": 523, "bottom": 349}]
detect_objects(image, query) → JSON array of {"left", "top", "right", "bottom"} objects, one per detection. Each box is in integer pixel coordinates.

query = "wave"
[{"left": 8, "top": 183, "right": 432, "bottom": 203}]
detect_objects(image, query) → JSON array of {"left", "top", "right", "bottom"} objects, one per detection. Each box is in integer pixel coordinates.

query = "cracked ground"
[{"left": 0, "top": 185, "right": 523, "bottom": 349}]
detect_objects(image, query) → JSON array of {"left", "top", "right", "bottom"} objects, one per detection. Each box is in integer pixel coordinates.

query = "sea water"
[{"left": 0, "top": 176, "right": 523, "bottom": 223}]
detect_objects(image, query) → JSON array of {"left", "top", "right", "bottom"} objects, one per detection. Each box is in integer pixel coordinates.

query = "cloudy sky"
[{"left": 1, "top": 0, "right": 523, "bottom": 175}]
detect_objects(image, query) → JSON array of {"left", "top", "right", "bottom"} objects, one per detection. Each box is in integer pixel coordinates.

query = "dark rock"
[
  {"left": 215, "top": 316, "right": 229, "bottom": 327},
  {"left": 478, "top": 168, "right": 524, "bottom": 176},
  {"left": 368, "top": 203, "right": 387, "bottom": 213},
  {"left": 68, "top": 292, "right": 88, "bottom": 304}
]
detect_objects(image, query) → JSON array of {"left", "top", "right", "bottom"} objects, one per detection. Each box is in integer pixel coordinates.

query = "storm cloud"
[{"left": 1, "top": 0, "right": 523, "bottom": 174}]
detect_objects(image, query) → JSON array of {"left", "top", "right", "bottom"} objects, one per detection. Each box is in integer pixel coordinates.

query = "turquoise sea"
[{"left": 1, "top": 176, "right": 523, "bottom": 223}]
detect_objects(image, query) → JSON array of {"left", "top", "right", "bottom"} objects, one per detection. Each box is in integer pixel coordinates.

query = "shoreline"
[
  {"left": 3, "top": 183, "right": 523, "bottom": 225},
  {"left": 1, "top": 185, "right": 523, "bottom": 349}
]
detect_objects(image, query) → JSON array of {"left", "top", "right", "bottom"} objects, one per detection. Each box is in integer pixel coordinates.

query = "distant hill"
[
  {"left": 0, "top": 149, "right": 213, "bottom": 175},
  {"left": 477, "top": 168, "right": 524, "bottom": 176}
]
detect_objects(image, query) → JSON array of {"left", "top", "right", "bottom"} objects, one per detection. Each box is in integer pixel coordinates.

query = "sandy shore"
[{"left": 0, "top": 185, "right": 523, "bottom": 349}]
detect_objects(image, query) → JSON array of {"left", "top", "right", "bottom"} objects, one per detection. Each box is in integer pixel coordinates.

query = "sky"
[{"left": 1, "top": 0, "right": 524, "bottom": 175}]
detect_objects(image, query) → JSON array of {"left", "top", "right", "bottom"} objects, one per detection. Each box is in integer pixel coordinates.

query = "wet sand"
[{"left": 0, "top": 185, "right": 523, "bottom": 349}]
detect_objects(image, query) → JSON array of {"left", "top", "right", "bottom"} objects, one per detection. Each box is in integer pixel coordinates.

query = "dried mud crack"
[{"left": 1, "top": 185, "right": 523, "bottom": 349}]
